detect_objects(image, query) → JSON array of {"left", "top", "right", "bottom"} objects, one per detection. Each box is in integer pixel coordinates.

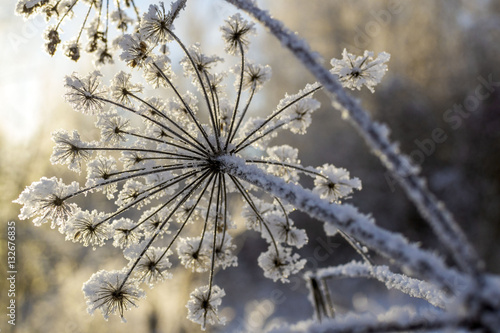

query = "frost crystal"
[
  {"left": 220, "top": 13, "right": 256, "bottom": 55},
  {"left": 83, "top": 269, "right": 145, "bottom": 322},
  {"left": 330, "top": 49, "right": 390, "bottom": 92},
  {"left": 50, "top": 129, "right": 94, "bottom": 173},
  {"left": 15, "top": 177, "right": 79, "bottom": 228},
  {"left": 313, "top": 164, "right": 362, "bottom": 202},
  {"left": 64, "top": 71, "right": 107, "bottom": 114},
  {"left": 258, "top": 245, "right": 306, "bottom": 283},
  {"left": 186, "top": 285, "right": 226, "bottom": 330},
  {"left": 64, "top": 210, "right": 111, "bottom": 249},
  {"left": 134, "top": 246, "right": 173, "bottom": 287},
  {"left": 119, "top": 34, "right": 152, "bottom": 68},
  {"left": 177, "top": 236, "right": 212, "bottom": 273}
]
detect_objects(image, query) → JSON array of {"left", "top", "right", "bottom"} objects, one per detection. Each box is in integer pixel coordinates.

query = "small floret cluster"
[{"left": 15, "top": 0, "right": 184, "bottom": 64}]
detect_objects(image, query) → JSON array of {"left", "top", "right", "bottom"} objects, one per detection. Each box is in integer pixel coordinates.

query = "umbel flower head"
[{"left": 16, "top": 6, "right": 387, "bottom": 329}]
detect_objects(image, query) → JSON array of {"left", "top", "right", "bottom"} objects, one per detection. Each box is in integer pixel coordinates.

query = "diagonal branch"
[
  {"left": 224, "top": 0, "right": 481, "bottom": 277},
  {"left": 219, "top": 154, "right": 467, "bottom": 292},
  {"left": 269, "top": 310, "right": 472, "bottom": 333},
  {"left": 306, "top": 260, "right": 450, "bottom": 308}
]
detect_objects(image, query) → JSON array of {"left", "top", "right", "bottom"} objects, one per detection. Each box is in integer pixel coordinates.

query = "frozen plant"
[
  {"left": 15, "top": 3, "right": 369, "bottom": 329},
  {"left": 15, "top": 0, "right": 500, "bottom": 332},
  {"left": 226, "top": 0, "right": 500, "bottom": 331},
  {"left": 15, "top": 0, "right": 184, "bottom": 64}
]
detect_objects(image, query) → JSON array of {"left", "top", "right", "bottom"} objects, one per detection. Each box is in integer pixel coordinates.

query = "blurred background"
[{"left": 1, "top": 0, "right": 499, "bottom": 332}]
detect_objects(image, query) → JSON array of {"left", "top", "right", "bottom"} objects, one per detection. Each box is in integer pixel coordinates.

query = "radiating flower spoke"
[{"left": 14, "top": 4, "right": 402, "bottom": 330}]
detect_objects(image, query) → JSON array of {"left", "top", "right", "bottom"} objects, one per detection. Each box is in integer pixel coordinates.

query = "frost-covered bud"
[
  {"left": 110, "top": 8, "right": 134, "bottom": 32},
  {"left": 94, "top": 45, "right": 114, "bottom": 66},
  {"left": 138, "top": 205, "right": 171, "bottom": 237},
  {"left": 239, "top": 62, "right": 272, "bottom": 91},
  {"left": 64, "top": 71, "right": 107, "bottom": 115},
  {"left": 140, "top": 1, "right": 186, "bottom": 44},
  {"left": 168, "top": 91, "right": 199, "bottom": 119},
  {"left": 119, "top": 34, "right": 152, "bottom": 68},
  {"left": 241, "top": 198, "right": 274, "bottom": 231},
  {"left": 110, "top": 71, "right": 144, "bottom": 105},
  {"left": 220, "top": 13, "right": 256, "bottom": 55},
  {"left": 266, "top": 145, "right": 300, "bottom": 183},
  {"left": 63, "top": 39, "right": 81, "bottom": 61},
  {"left": 127, "top": 245, "right": 173, "bottom": 287},
  {"left": 15, "top": 177, "right": 79, "bottom": 228},
  {"left": 111, "top": 217, "right": 143, "bottom": 250},
  {"left": 313, "top": 164, "right": 362, "bottom": 202},
  {"left": 43, "top": 26, "right": 61, "bottom": 56},
  {"left": 261, "top": 214, "right": 308, "bottom": 249},
  {"left": 119, "top": 143, "right": 150, "bottom": 170},
  {"left": 258, "top": 245, "right": 306, "bottom": 283},
  {"left": 186, "top": 284, "right": 226, "bottom": 330},
  {"left": 144, "top": 55, "right": 174, "bottom": 88},
  {"left": 330, "top": 49, "right": 390, "bottom": 93},
  {"left": 83, "top": 269, "right": 145, "bottom": 322},
  {"left": 65, "top": 209, "right": 111, "bottom": 249},
  {"left": 50, "top": 129, "right": 94, "bottom": 173},
  {"left": 16, "top": 0, "right": 49, "bottom": 18},
  {"left": 280, "top": 96, "right": 321, "bottom": 135},
  {"left": 180, "top": 43, "right": 224, "bottom": 77},
  {"left": 210, "top": 233, "right": 238, "bottom": 269},
  {"left": 205, "top": 72, "right": 227, "bottom": 99},
  {"left": 85, "top": 155, "right": 119, "bottom": 199},
  {"left": 177, "top": 236, "right": 212, "bottom": 272},
  {"left": 174, "top": 199, "right": 203, "bottom": 223},
  {"left": 137, "top": 97, "right": 167, "bottom": 121},
  {"left": 96, "top": 111, "right": 131, "bottom": 144},
  {"left": 115, "top": 180, "right": 146, "bottom": 208}
]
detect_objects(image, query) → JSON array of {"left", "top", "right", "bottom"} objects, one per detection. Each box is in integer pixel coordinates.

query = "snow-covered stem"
[
  {"left": 218, "top": 154, "right": 466, "bottom": 291},
  {"left": 336, "top": 230, "right": 373, "bottom": 266},
  {"left": 269, "top": 311, "right": 471, "bottom": 333},
  {"left": 306, "top": 261, "right": 449, "bottom": 309},
  {"left": 308, "top": 276, "right": 333, "bottom": 321},
  {"left": 224, "top": 0, "right": 480, "bottom": 277}
]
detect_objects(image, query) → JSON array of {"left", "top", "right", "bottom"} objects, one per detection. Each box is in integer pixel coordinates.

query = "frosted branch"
[
  {"left": 224, "top": 0, "right": 480, "bottom": 277},
  {"left": 269, "top": 309, "right": 467, "bottom": 333},
  {"left": 219, "top": 154, "right": 466, "bottom": 291},
  {"left": 306, "top": 260, "right": 450, "bottom": 308}
]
